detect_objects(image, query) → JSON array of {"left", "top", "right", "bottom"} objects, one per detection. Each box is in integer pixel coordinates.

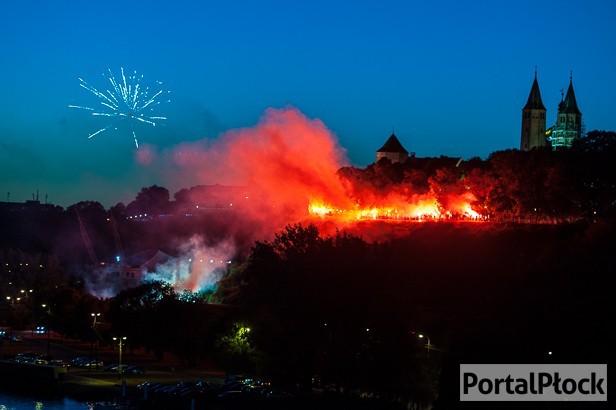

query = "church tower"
[
  {"left": 548, "top": 73, "right": 582, "bottom": 149},
  {"left": 376, "top": 132, "right": 408, "bottom": 163},
  {"left": 520, "top": 70, "right": 547, "bottom": 151}
]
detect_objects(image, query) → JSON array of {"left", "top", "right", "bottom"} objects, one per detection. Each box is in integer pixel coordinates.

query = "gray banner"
[{"left": 460, "top": 364, "right": 607, "bottom": 401}]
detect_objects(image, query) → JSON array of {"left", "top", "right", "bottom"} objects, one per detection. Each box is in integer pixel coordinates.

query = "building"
[
  {"left": 92, "top": 249, "right": 173, "bottom": 294},
  {"left": 376, "top": 132, "right": 409, "bottom": 163},
  {"left": 520, "top": 71, "right": 547, "bottom": 151},
  {"left": 520, "top": 71, "right": 583, "bottom": 151},
  {"left": 548, "top": 74, "right": 583, "bottom": 149}
]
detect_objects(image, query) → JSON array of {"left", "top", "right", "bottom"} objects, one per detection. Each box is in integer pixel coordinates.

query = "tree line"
[{"left": 338, "top": 130, "right": 616, "bottom": 222}]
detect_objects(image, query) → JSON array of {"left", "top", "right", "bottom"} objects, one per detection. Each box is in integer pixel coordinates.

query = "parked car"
[
  {"left": 216, "top": 390, "right": 245, "bottom": 402},
  {"left": 104, "top": 363, "right": 130, "bottom": 372},
  {"left": 48, "top": 359, "right": 70, "bottom": 368},
  {"left": 36, "top": 354, "right": 53, "bottom": 362},
  {"left": 137, "top": 381, "right": 161, "bottom": 391},
  {"left": 14, "top": 352, "right": 37, "bottom": 362},
  {"left": 265, "top": 389, "right": 294, "bottom": 400},
  {"left": 71, "top": 356, "right": 90, "bottom": 366},
  {"left": 123, "top": 365, "right": 144, "bottom": 375},
  {"left": 81, "top": 359, "right": 104, "bottom": 368}
]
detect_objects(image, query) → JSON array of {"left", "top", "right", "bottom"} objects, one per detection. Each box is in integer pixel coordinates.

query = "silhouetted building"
[
  {"left": 376, "top": 132, "right": 409, "bottom": 163},
  {"left": 520, "top": 71, "right": 547, "bottom": 151},
  {"left": 0, "top": 199, "right": 57, "bottom": 214}
]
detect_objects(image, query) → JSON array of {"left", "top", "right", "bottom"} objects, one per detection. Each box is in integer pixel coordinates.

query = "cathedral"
[{"left": 520, "top": 71, "right": 583, "bottom": 151}]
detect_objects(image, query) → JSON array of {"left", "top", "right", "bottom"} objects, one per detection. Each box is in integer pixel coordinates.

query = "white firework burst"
[{"left": 69, "top": 67, "right": 170, "bottom": 148}]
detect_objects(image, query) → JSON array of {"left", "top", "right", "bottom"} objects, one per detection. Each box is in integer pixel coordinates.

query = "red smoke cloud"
[
  {"left": 143, "top": 105, "right": 482, "bottom": 247},
  {"left": 164, "top": 106, "right": 353, "bottom": 237}
]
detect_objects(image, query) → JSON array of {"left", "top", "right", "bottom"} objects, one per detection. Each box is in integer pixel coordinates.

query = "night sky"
[{"left": 1, "top": 0, "right": 615, "bottom": 208}]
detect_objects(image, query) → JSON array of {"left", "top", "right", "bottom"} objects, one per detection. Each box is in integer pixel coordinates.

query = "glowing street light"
[
  {"left": 113, "top": 336, "right": 127, "bottom": 379},
  {"left": 418, "top": 333, "right": 431, "bottom": 346},
  {"left": 42, "top": 304, "right": 52, "bottom": 354},
  {"left": 91, "top": 313, "right": 101, "bottom": 370},
  {"left": 418, "top": 333, "right": 432, "bottom": 360},
  {"left": 91, "top": 312, "right": 101, "bottom": 328}
]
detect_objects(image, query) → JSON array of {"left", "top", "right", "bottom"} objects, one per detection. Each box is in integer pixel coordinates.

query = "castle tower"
[
  {"left": 520, "top": 71, "right": 547, "bottom": 151},
  {"left": 376, "top": 132, "right": 408, "bottom": 163},
  {"left": 548, "top": 73, "right": 582, "bottom": 149}
]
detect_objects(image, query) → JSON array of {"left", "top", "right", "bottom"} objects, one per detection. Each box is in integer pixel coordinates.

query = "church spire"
[
  {"left": 520, "top": 70, "right": 547, "bottom": 151},
  {"left": 523, "top": 70, "right": 546, "bottom": 110},
  {"left": 561, "top": 72, "right": 581, "bottom": 115},
  {"left": 551, "top": 72, "right": 583, "bottom": 149}
]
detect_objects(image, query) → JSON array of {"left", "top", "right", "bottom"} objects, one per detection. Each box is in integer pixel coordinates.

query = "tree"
[
  {"left": 125, "top": 185, "right": 170, "bottom": 217},
  {"left": 573, "top": 130, "right": 616, "bottom": 218},
  {"left": 573, "top": 130, "right": 616, "bottom": 153},
  {"left": 464, "top": 167, "right": 495, "bottom": 216},
  {"left": 428, "top": 167, "right": 465, "bottom": 215},
  {"left": 214, "top": 321, "right": 257, "bottom": 375},
  {"left": 107, "top": 280, "right": 176, "bottom": 357}
]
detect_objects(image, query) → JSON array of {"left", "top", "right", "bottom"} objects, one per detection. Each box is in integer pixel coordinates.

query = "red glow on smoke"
[
  {"left": 164, "top": 107, "right": 354, "bottom": 236},
  {"left": 163, "top": 106, "right": 483, "bottom": 240}
]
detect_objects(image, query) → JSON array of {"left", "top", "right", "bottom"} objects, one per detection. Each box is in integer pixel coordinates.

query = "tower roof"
[
  {"left": 377, "top": 133, "right": 408, "bottom": 154},
  {"left": 559, "top": 76, "right": 581, "bottom": 115},
  {"left": 523, "top": 72, "right": 546, "bottom": 110}
]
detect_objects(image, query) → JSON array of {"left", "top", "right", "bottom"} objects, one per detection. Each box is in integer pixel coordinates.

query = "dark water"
[{"left": 0, "top": 393, "right": 88, "bottom": 410}]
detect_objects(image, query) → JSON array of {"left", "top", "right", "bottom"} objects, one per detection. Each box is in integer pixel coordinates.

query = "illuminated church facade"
[{"left": 520, "top": 71, "right": 583, "bottom": 151}]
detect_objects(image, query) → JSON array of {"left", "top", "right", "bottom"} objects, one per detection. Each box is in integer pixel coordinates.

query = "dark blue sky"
[{"left": 1, "top": 0, "right": 615, "bottom": 207}]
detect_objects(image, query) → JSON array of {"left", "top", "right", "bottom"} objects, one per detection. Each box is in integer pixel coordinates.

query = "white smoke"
[{"left": 142, "top": 235, "right": 235, "bottom": 292}]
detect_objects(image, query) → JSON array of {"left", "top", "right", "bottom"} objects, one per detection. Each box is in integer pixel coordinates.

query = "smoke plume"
[{"left": 133, "top": 106, "right": 352, "bottom": 291}]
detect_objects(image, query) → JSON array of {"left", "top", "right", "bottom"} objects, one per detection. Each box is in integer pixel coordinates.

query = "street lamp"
[
  {"left": 91, "top": 312, "right": 100, "bottom": 328},
  {"left": 418, "top": 333, "right": 431, "bottom": 360},
  {"left": 91, "top": 313, "right": 101, "bottom": 370},
  {"left": 418, "top": 333, "right": 431, "bottom": 347},
  {"left": 42, "top": 304, "right": 51, "bottom": 355},
  {"left": 113, "top": 336, "right": 127, "bottom": 379}
]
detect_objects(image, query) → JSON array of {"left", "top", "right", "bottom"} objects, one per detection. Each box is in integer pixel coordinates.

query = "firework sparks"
[{"left": 69, "top": 67, "right": 170, "bottom": 148}]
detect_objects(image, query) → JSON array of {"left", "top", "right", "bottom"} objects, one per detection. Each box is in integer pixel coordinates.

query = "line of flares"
[{"left": 308, "top": 196, "right": 484, "bottom": 222}]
